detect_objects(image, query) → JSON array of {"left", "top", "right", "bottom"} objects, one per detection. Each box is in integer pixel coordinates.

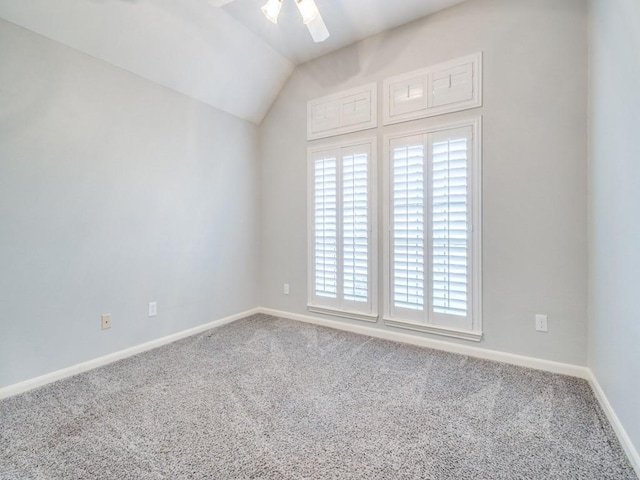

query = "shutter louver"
[
  {"left": 392, "top": 143, "right": 425, "bottom": 311},
  {"left": 431, "top": 138, "right": 469, "bottom": 317},
  {"left": 343, "top": 152, "right": 369, "bottom": 303},
  {"left": 314, "top": 156, "right": 338, "bottom": 298}
]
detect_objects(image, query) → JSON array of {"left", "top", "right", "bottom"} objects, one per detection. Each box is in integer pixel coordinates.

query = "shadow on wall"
[
  {"left": 85, "top": 0, "right": 140, "bottom": 3},
  {"left": 361, "top": 17, "right": 427, "bottom": 79},
  {"left": 303, "top": 44, "right": 362, "bottom": 88},
  {"left": 81, "top": 0, "right": 245, "bottom": 45},
  {"left": 301, "top": 8, "right": 419, "bottom": 89},
  {"left": 0, "top": 33, "right": 58, "bottom": 138}
]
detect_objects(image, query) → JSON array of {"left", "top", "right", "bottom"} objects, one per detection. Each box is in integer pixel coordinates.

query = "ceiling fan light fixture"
[
  {"left": 295, "top": 0, "right": 320, "bottom": 24},
  {"left": 307, "top": 14, "right": 330, "bottom": 42},
  {"left": 261, "top": 0, "right": 283, "bottom": 24}
]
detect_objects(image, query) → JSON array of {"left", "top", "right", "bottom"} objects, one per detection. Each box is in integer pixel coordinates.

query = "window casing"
[
  {"left": 383, "top": 118, "right": 482, "bottom": 340},
  {"left": 308, "top": 138, "right": 377, "bottom": 322}
]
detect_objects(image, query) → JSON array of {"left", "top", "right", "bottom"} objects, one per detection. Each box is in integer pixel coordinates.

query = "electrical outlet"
[
  {"left": 535, "top": 314, "right": 548, "bottom": 332},
  {"left": 148, "top": 302, "right": 157, "bottom": 317},
  {"left": 283, "top": 284, "right": 290, "bottom": 295},
  {"left": 101, "top": 314, "right": 112, "bottom": 330}
]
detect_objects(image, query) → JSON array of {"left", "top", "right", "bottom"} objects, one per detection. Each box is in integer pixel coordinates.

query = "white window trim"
[
  {"left": 307, "top": 136, "right": 378, "bottom": 322},
  {"left": 307, "top": 305, "right": 379, "bottom": 324},
  {"left": 382, "top": 116, "right": 483, "bottom": 342}
]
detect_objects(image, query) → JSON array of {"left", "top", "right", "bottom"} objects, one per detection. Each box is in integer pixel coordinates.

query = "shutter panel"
[
  {"left": 314, "top": 155, "right": 338, "bottom": 298},
  {"left": 311, "top": 102, "right": 340, "bottom": 136},
  {"left": 308, "top": 84, "right": 377, "bottom": 140},
  {"left": 431, "top": 63, "right": 474, "bottom": 108},
  {"left": 431, "top": 136, "right": 469, "bottom": 317},
  {"left": 341, "top": 92, "right": 373, "bottom": 128},
  {"left": 391, "top": 138, "right": 425, "bottom": 312},
  {"left": 383, "top": 53, "right": 482, "bottom": 126},
  {"left": 342, "top": 151, "right": 369, "bottom": 303},
  {"left": 390, "top": 75, "right": 426, "bottom": 117}
]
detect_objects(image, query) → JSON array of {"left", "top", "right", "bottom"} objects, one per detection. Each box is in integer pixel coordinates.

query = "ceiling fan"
[
  {"left": 261, "top": 0, "right": 330, "bottom": 43},
  {"left": 210, "top": 0, "right": 329, "bottom": 43}
]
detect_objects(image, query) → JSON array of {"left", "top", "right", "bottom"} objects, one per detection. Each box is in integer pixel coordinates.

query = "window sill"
[
  {"left": 383, "top": 317, "right": 483, "bottom": 342},
  {"left": 307, "top": 305, "right": 379, "bottom": 324}
]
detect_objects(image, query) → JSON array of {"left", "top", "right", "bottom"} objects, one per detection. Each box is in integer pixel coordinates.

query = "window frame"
[
  {"left": 382, "top": 117, "right": 483, "bottom": 341},
  {"left": 307, "top": 136, "right": 378, "bottom": 323}
]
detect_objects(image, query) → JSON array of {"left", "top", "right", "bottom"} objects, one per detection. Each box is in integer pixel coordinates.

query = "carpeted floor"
[{"left": 0, "top": 314, "right": 636, "bottom": 479}]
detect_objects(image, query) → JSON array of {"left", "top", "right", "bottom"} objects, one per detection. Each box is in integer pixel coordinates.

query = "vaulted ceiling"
[
  {"left": 0, "top": 0, "right": 466, "bottom": 123},
  {"left": 221, "top": 0, "right": 468, "bottom": 65}
]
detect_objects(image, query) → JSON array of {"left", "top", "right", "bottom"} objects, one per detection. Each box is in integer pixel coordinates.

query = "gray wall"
[
  {"left": 588, "top": 0, "right": 640, "bottom": 455},
  {"left": 259, "top": 0, "right": 589, "bottom": 365},
  {"left": 0, "top": 19, "right": 260, "bottom": 388}
]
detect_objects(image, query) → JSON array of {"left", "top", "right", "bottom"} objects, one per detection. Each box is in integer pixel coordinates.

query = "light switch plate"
[{"left": 148, "top": 302, "right": 157, "bottom": 317}]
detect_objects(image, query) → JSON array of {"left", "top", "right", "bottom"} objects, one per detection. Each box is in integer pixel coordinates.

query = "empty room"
[{"left": 1, "top": 0, "right": 639, "bottom": 478}]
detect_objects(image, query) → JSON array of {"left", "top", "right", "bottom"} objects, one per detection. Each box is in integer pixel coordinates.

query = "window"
[
  {"left": 308, "top": 138, "right": 377, "bottom": 322},
  {"left": 383, "top": 118, "right": 482, "bottom": 340}
]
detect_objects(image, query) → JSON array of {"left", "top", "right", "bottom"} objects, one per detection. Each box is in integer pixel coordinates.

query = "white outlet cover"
[
  {"left": 101, "top": 314, "right": 112, "bottom": 330},
  {"left": 283, "top": 284, "right": 290, "bottom": 295},
  {"left": 535, "top": 314, "right": 548, "bottom": 332},
  {"left": 149, "top": 302, "right": 157, "bottom": 317}
]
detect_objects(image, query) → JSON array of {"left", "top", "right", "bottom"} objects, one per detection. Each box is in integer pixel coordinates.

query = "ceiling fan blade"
[{"left": 307, "top": 13, "right": 330, "bottom": 43}]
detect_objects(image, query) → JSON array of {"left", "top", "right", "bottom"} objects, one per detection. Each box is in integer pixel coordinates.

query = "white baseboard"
[
  {"left": 0, "top": 307, "right": 261, "bottom": 400},
  {"left": 588, "top": 371, "right": 640, "bottom": 477},
  {"left": 259, "top": 308, "right": 590, "bottom": 379}
]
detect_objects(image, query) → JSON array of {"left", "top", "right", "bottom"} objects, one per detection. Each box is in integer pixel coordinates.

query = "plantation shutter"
[
  {"left": 310, "top": 141, "right": 375, "bottom": 319},
  {"left": 386, "top": 125, "right": 475, "bottom": 331},
  {"left": 390, "top": 136, "right": 426, "bottom": 320},
  {"left": 430, "top": 132, "right": 470, "bottom": 319},
  {"left": 342, "top": 150, "right": 369, "bottom": 303},
  {"left": 314, "top": 153, "right": 338, "bottom": 299}
]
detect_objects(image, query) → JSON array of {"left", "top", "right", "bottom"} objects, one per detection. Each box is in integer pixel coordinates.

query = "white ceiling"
[
  {"left": 0, "top": 0, "right": 465, "bottom": 123},
  {"left": 221, "top": 0, "right": 467, "bottom": 65}
]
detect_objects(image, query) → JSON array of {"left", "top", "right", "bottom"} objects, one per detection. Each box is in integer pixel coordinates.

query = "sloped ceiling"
[
  {"left": 0, "top": 0, "right": 466, "bottom": 123},
  {"left": 0, "top": 0, "right": 294, "bottom": 123},
  {"left": 222, "top": 0, "right": 468, "bottom": 65}
]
